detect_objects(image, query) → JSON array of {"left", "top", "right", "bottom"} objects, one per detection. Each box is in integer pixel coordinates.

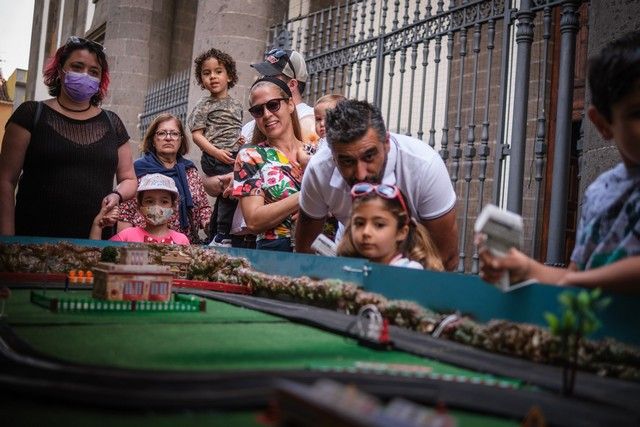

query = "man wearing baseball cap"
[{"left": 241, "top": 49, "right": 316, "bottom": 143}]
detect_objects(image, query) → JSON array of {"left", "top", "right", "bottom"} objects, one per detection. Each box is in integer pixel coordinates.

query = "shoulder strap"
[
  {"left": 103, "top": 109, "right": 117, "bottom": 137},
  {"left": 32, "top": 101, "right": 43, "bottom": 130}
]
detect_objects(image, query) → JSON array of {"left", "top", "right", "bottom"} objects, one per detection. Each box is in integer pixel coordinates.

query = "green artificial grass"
[
  {"left": 8, "top": 290, "right": 518, "bottom": 383},
  {"left": 7, "top": 289, "right": 273, "bottom": 325},
  {"left": 4, "top": 290, "right": 522, "bottom": 426}
]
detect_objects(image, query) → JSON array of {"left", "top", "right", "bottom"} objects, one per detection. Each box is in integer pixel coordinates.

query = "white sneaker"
[{"left": 210, "top": 234, "right": 232, "bottom": 247}]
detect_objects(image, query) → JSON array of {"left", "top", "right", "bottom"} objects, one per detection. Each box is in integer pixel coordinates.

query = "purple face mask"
[{"left": 63, "top": 71, "right": 100, "bottom": 102}]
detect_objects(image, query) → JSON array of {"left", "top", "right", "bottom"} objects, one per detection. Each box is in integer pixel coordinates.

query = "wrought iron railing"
[
  {"left": 268, "top": 0, "right": 582, "bottom": 273},
  {"left": 138, "top": 68, "right": 190, "bottom": 138}
]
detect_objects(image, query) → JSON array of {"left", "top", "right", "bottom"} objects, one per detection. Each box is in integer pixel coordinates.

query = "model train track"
[
  {"left": 0, "top": 289, "right": 639, "bottom": 426},
  {"left": 188, "top": 290, "right": 640, "bottom": 413}
]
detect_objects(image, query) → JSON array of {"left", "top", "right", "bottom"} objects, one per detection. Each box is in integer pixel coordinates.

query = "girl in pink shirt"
[{"left": 91, "top": 173, "right": 189, "bottom": 245}]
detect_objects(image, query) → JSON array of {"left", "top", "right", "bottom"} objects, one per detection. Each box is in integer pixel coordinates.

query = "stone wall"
[
  {"left": 25, "top": 0, "right": 44, "bottom": 101},
  {"left": 170, "top": 0, "right": 197, "bottom": 75},
  {"left": 185, "top": 0, "right": 287, "bottom": 163},
  {"left": 60, "top": 0, "right": 88, "bottom": 41},
  {"left": 99, "top": 1, "right": 172, "bottom": 144}
]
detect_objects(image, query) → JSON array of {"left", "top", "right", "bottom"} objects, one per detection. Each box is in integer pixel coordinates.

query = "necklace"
[{"left": 57, "top": 97, "right": 92, "bottom": 113}]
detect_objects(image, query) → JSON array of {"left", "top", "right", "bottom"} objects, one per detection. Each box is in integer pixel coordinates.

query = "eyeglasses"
[
  {"left": 248, "top": 98, "right": 289, "bottom": 118},
  {"left": 155, "top": 130, "right": 181, "bottom": 139},
  {"left": 66, "top": 36, "right": 105, "bottom": 53},
  {"left": 266, "top": 48, "right": 296, "bottom": 80},
  {"left": 351, "top": 183, "right": 410, "bottom": 224}
]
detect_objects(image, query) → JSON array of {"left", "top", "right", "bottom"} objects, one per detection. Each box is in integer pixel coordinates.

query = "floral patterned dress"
[{"left": 232, "top": 142, "right": 303, "bottom": 243}]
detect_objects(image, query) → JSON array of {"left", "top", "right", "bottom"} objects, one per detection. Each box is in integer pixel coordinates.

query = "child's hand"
[
  {"left": 95, "top": 205, "right": 119, "bottom": 228},
  {"left": 213, "top": 147, "right": 235, "bottom": 165},
  {"left": 221, "top": 173, "right": 234, "bottom": 198},
  {"left": 104, "top": 206, "right": 120, "bottom": 227},
  {"left": 476, "top": 233, "right": 531, "bottom": 284}
]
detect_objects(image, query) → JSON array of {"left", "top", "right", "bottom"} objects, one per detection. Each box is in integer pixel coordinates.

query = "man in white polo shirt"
[{"left": 295, "top": 100, "right": 459, "bottom": 271}]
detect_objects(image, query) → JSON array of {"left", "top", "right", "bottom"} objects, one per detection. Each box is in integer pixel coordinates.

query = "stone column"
[
  {"left": 60, "top": 0, "right": 89, "bottom": 41},
  {"left": 580, "top": 0, "right": 640, "bottom": 196},
  {"left": 101, "top": 0, "right": 174, "bottom": 144},
  {"left": 187, "top": 0, "right": 287, "bottom": 143},
  {"left": 169, "top": 0, "right": 197, "bottom": 75},
  {"left": 26, "top": 0, "right": 45, "bottom": 101}
]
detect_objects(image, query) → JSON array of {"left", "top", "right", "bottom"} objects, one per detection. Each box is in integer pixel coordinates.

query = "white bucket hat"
[{"left": 137, "top": 173, "right": 179, "bottom": 196}]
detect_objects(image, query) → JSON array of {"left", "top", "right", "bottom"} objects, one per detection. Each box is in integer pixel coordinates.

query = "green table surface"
[
  {"left": 7, "top": 290, "right": 517, "bottom": 380},
  {"left": 4, "top": 289, "right": 521, "bottom": 426}
]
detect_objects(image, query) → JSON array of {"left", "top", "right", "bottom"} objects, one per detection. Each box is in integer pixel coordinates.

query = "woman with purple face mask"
[{"left": 0, "top": 36, "right": 137, "bottom": 239}]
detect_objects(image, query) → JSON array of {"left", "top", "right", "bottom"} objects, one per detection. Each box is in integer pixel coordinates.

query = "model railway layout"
[{"left": 1, "top": 239, "right": 639, "bottom": 426}]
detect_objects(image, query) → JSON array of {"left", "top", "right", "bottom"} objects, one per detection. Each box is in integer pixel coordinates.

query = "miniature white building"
[{"left": 93, "top": 247, "right": 174, "bottom": 302}]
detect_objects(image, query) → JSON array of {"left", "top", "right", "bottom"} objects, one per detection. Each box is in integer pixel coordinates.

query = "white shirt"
[
  {"left": 390, "top": 255, "right": 424, "bottom": 269},
  {"left": 316, "top": 136, "right": 328, "bottom": 151},
  {"left": 241, "top": 102, "right": 315, "bottom": 141},
  {"left": 299, "top": 133, "right": 456, "bottom": 225}
]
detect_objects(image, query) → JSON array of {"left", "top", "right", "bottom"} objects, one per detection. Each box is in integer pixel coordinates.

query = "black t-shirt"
[{"left": 8, "top": 101, "right": 130, "bottom": 238}]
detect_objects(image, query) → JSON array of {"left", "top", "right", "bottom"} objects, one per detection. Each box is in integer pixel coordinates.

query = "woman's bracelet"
[{"left": 109, "top": 190, "right": 123, "bottom": 204}]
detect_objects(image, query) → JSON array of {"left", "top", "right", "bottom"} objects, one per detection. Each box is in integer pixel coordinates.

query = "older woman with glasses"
[
  {"left": 231, "top": 77, "right": 312, "bottom": 252},
  {"left": 0, "top": 36, "right": 137, "bottom": 238},
  {"left": 117, "top": 114, "right": 212, "bottom": 243}
]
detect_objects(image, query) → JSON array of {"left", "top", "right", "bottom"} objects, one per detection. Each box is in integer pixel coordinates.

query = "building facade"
[
  {"left": 26, "top": 0, "right": 286, "bottom": 148},
  {"left": 23, "top": 0, "right": 640, "bottom": 272},
  {"left": 0, "top": 70, "right": 13, "bottom": 146}
]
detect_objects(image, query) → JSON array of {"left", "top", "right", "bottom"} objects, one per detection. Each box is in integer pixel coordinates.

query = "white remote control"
[
  {"left": 474, "top": 204, "right": 525, "bottom": 290},
  {"left": 311, "top": 234, "right": 337, "bottom": 257}
]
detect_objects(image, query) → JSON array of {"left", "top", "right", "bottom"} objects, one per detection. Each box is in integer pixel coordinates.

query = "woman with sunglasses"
[
  {"left": 0, "top": 36, "right": 136, "bottom": 238},
  {"left": 116, "top": 114, "right": 212, "bottom": 243},
  {"left": 337, "top": 183, "right": 444, "bottom": 270},
  {"left": 231, "top": 77, "right": 311, "bottom": 252}
]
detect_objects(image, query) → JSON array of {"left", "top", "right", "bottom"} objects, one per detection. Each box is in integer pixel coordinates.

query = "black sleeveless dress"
[{"left": 8, "top": 101, "right": 129, "bottom": 238}]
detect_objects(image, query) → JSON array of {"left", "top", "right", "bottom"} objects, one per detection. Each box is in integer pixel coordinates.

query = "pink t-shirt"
[{"left": 110, "top": 227, "right": 189, "bottom": 245}]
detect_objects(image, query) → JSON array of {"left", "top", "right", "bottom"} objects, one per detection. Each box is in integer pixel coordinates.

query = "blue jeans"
[{"left": 256, "top": 237, "right": 292, "bottom": 252}]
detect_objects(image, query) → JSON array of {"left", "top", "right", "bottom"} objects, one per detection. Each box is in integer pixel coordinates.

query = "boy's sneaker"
[{"left": 210, "top": 233, "right": 232, "bottom": 247}]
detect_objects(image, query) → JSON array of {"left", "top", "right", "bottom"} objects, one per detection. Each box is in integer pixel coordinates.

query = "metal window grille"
[
  {"left": 138, "top": 68, "right": 191, "bottom": 138},
  {"left": 269, "top": 0, "right": 582, "bottom": 273}
]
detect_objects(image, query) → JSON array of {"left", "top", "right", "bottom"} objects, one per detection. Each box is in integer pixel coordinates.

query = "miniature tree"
[
  {"left": 544, "top": 288, "right": 611, "bottom": 395},
  {"left": 100, "top": 246, "right": 119, "bottom": 263}
]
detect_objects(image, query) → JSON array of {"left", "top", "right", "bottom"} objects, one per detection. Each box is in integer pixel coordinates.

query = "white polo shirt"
[{"left": 299, "top": 133, "right": 456, "bottom": 225}]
